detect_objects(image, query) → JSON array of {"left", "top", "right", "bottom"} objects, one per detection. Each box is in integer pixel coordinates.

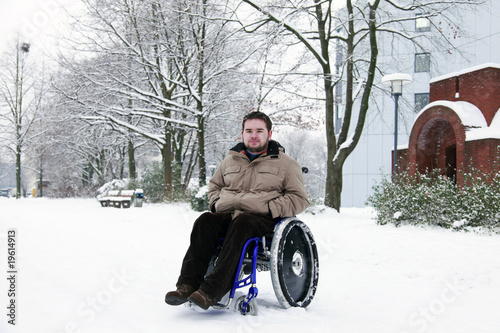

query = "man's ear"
[{"left": 268, "top": 130, "right": 273, "bottom": 140}]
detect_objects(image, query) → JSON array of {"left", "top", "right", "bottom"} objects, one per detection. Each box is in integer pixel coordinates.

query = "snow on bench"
[{"left": 98, "top": 190, "right": 136, "bottom": 208}]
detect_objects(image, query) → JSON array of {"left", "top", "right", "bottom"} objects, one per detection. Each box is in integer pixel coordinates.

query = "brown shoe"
[
  {"left": 187, "top": 289, "right": 215, "bottom": 310},
  {"left": 165, "top": 284, "right": 195, "bottom": 305}
]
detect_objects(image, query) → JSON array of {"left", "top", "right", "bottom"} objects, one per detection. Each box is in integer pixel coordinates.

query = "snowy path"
[{"left": 1, "top": 198, "right": 499, "bottom": 333}]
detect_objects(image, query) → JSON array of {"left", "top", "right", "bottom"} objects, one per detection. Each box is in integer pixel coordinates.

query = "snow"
[
  {"left": 416, "top": 101, "right": 487, "bottom": 130},
  {"left": 381, "top": 73, "right": 413, "bottom": 86},
  {"left": 415, "top": 101, "right": 500, "bottom": 142},
  {"left": 466, "top": 108, "right": 500, "bottom": 141},
  {"left": 429, "top": 63, "right": 500, "bottom": 84},
  {"left": 96, "top": 179, "right": 130, "bottom": 198},
  {"left": 1, "top": 198, "right": 500, "bottom": 333},
  {"left": 195, "top": 185, "right": 209, "bottom": 199}
]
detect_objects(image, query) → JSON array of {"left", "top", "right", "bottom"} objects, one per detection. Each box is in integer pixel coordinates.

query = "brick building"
[{"left": 397, "top": 64, "right": 500, "bottom": 187}]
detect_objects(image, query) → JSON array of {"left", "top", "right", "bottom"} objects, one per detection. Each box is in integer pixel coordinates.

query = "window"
[
  {"left": 415, "top": 13, "right": 431, "bottom": 32},
  {"left": 415, "top": 53, "right": 431, "bottom": 72},
  {"left": 415, "top": 93, "right": 430, "bottom": 112}
]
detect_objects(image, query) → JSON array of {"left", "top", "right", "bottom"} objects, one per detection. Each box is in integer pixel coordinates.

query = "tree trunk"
[
  {"left": 16, "top": 145, "right": 21, "bottom": 199},
  {"left": 128, "top": 140, "right": 136, "bottom": 179},
  {"left": 197, "top": 115, "right": 206, "bottom": 187},
  {"left": 39, "top": 166, "right": 43, "bottom": 198},
  {"left": 196, "top": 0, "right": 207, "bottom": 188},
  {"left": 324, "top": 82, "right": 338, "bottom": 209},
  {"left": 162, "top": 133, "right": 173, "bottom": 199}
]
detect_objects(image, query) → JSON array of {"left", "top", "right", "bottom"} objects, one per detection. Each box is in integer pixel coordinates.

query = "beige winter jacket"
[{"left": 208, "top": 140, "right": 309, "bottom": 219}]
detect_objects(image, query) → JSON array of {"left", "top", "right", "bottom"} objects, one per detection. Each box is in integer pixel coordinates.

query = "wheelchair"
[{"left": 205, "top": 216, "right": 319, "bottom": 315}]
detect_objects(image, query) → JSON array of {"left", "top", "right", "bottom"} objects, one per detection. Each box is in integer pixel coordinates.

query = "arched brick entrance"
[
  {"left": 414, "top": 117, "right": 456, "bottom": 180},
  {"left": 407, "top": 105, "right": 469, "bottom": 187}
]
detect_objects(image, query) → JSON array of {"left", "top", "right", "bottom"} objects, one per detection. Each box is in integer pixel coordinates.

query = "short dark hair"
[{"left": 242, "top": 111, "right": 272, "bottom": 132}]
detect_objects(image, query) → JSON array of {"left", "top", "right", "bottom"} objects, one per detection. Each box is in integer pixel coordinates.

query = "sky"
[{"left": 0, "top": 0, "right": 72, "bottom": 53}]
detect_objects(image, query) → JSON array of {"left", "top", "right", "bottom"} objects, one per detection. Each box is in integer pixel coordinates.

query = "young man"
[{"left": 165, "top": 111, "right": 309, "bottom": 310}]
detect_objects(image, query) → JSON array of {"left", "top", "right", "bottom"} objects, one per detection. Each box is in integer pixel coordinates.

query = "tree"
[
  {"left": 234, "top": 0, "right": 482, "bottom": 211},
  {"left": 55, "top": 0, "right": 257, "bottom": 200},
  {"left": 0, "top": 40, "right": 42, "bottom": 198}
]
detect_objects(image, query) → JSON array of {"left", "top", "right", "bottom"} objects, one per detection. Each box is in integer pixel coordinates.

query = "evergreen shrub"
[
  {"left": 367, "top": 169, "right": 500, "bottom": 232},
  {"left": 189, "top": 184, "right": 210, "bottom": 212},
  {"left": 140, "top": 162, "right": 166, "bottom": 203}
]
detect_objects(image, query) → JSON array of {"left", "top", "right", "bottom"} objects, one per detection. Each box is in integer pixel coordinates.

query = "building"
[
  {"left": 398, "top": 64, "right": 500, "bottom": 186},
  {"left": 340, "top": 0, "right": 500, "bottom": 207}
]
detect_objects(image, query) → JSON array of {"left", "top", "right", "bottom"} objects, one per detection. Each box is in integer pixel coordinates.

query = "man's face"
[{"left": 242, "top": 119, "right": 272, "bottom": 154}]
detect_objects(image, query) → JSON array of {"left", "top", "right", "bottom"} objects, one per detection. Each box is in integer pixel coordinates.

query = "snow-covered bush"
[
  {"left": 96, "top": 179, "right": 130, "bottom": 198},
  {"left": 140, "top": 162, "right": 166, "bottom": 203},
  {"left": 456, "top": 172, "right": 500, "bottom": 229},
  {"left": 367, "top": 170, "right": 456, "bottom": 227},
  {"left": 189, "top": 184, "right": 209, "bottom": 212},
  {"left": 367, "top": 169, "right": 500, "bottom": 232}
]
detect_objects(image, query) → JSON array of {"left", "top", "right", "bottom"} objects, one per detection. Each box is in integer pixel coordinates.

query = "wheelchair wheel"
[
  {"left": 235, "top": 295, "right": 258, "bottom": 315},
  {"left": 270, "top": 217, "right": 319, "bottom": 308}
]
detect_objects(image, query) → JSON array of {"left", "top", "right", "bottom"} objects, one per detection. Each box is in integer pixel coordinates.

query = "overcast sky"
[{"left": 0, "top": 0, "right": 72, "bottom": 53}]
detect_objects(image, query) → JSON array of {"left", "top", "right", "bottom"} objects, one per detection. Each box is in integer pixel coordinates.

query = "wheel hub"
[{"left": 291, "top": 250, "right": 304, "bottom": 276}]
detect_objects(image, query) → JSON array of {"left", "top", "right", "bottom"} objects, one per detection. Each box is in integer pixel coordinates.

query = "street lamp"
[{"left": 382, "top": 73, "right": 412, "bottom": 175}]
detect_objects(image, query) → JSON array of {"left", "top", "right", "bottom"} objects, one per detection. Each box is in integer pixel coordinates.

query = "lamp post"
[
  {"left": 14, "top": 42, "right": 30, "bottom": 199},
  {"left": 382, "top": 73, "right": 412, "bottom": 176}
]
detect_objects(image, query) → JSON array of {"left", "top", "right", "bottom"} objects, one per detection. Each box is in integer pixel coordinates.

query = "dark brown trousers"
[{"left": 176, "top": 212, "right": 277, "bottom": 301}]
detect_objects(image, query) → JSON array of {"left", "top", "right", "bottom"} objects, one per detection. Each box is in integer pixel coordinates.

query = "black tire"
[
  {"left": 235, "top": 295, "right": 258, "bottom": 315},
  {"left": 270, "top": 217, "right": 319, "bottom": 308}
]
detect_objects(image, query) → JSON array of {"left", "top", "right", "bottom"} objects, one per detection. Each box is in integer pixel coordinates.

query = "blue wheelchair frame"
[
  {"left": 231, "top": 236, "right": 267, "bottom": 314},
  {"left": 211, "top": 214, "right": 278, "bottom": 314},
  {"left": 211, "top": 234, "right": 271, "bottom": 314}
]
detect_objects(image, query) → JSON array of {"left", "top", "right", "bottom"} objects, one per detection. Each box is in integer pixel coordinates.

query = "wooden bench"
[{"left": 98, "top": 190, "right": 135, "bottom": 208}]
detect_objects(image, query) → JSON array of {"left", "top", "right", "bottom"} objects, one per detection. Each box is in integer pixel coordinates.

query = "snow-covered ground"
[{"left": 1, "top": 198, "right": 499, "bottom": 333}]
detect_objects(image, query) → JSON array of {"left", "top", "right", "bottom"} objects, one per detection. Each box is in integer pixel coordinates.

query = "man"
[{"left": 165, "top": 111, "right": 309, "bottom": 310}]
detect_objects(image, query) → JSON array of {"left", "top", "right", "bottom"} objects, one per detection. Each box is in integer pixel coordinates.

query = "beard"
[{"left": 246, "top": 140, "right": 269, "bottom": 153}]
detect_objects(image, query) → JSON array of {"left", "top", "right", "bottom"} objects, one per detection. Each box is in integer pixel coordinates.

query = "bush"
[
  {"left": 457, "top": 172, "right": 500, "bottom": 228},
  {"left": 367, "top": 169, "right": 500, "bottom": 232},
  {"left": 140, "top": 162, "right": 166, "bottom": 203},
  {"left": 189, "top": 184, "right": 210, "bottom": 212}
]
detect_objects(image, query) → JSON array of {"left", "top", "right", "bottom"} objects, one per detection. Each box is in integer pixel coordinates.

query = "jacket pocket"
[
  {"left": 258, "top": 166, "right": 279, "bottom": 175},
  {"left": 255, "top": 166, "right": 281, "bottom": 191},
  {"left": 222, "top": 166, "right": 241, "bottom": 187},
  {"left": 223, "top": 165, "right": 241, "bottom": 176}
]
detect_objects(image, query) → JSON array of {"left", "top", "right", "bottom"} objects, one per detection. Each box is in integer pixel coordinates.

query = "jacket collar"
[{"left": 230, "top": 140, "right": 284, "bottom": 157}]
